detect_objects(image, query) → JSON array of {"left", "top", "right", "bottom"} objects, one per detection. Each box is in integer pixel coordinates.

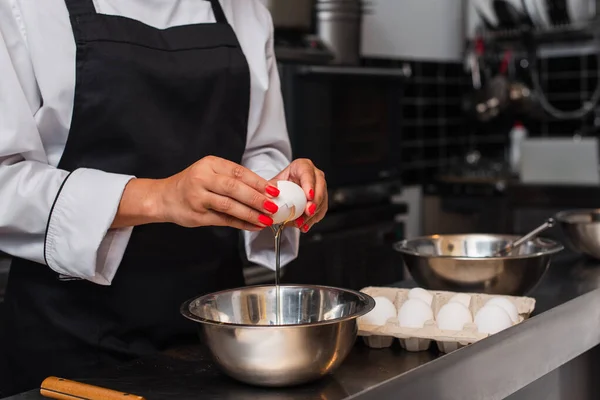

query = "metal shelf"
[
  {"left": 296, "top": 64, "right": 412, "bottom": 78},
  {"left": 471, "top": 20, "right": 600, "bottom": 59}
]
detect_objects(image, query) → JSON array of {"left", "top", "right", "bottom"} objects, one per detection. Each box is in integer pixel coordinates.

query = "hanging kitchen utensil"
[
  {"left": 470, "top": 49, "right": 512, "bottom": 122},
  {"left": 507, "top": 54, "right": 545, "bottom": 119},
  {"left": 40, "top": 377, "right": 146, "bottom": 400},
  {"left": 494, "top": 218, "right": 555, "bottom": 256},
  {"left": 493, "top": 0, "right": 528, "bottom": 28}
]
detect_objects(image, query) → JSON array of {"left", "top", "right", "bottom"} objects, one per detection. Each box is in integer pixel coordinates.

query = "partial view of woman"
[{"left": 0, "top": 0, "right": 328, "bottom": 395}]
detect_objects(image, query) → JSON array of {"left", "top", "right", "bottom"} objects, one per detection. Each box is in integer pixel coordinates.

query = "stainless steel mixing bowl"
[
  {"left": 180, "top": 284, "right": 375, "bottom": 387},
  {"left": 395, "top": 234, "right": 563, "bottom": 295},
  {"left": 556, "top": 209, "right": 600, "bottom": 259}
]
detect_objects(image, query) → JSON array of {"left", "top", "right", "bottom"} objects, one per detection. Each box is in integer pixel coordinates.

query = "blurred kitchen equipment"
[
  {"left": 261, "top": 0, "right": 334, "bottom": 64},
  {"left": 493, "top": 0, "right": 529, "bottom": 28},
  {"left": 180, "top": 284, "right": 374, "bottom": 387},
  {"left": 556, "top": 209, "right": 600, "bottom": 259},
  {"left": 495, "top": 217, "right": 555, "bottom": 256},
  {"left": 520, "top": 137, "right": 600, "bottom": 185},
  {"left": 508, "top": 121, "right": 528, "bottom": 174},
  {"left": 262, "top": 0, "right": 314, "bottom": 30},
  {"left": 395, "top": 234, "right": 563, "bottom": 295},
  {"left": 315, "top": 0, "right": 367, "bottom": 64},
  {"left": 474, "top": 0, "right": 500, "bottom": 29},
  {"left": 40, "top": 377, "right": 145, "bottom": 400}
]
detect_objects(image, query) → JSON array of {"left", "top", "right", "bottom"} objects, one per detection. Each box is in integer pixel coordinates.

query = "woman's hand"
[
  {"left": 269, "top": 158, "right": 328, "bottom": 233},
  {"left": 112, "top": 156, "right": 281, "bottom": 231}
]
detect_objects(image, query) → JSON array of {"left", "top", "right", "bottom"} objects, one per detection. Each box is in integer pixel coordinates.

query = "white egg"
[
  {"left": 486, "top": 297, "right": 519, "bottom": 323},
  {"left": 474, "top": 304, "right": 513, "bottom": 334},
  {"left": 359, "top": 296, "right": 396, "bottom": 326},
  {"left": 436, "top": 302, "right": 473, "bottom": 331},
  {"left": 448, "top": 293, "right": 472, "bottom": 308},
  {"left": 271, "top": 181, "right": 308, "bottom": 224},
  {"left": 408, "top": 288, "right": 433, "bottom": 306},
  {"left": 398, "top": 298, "right": 433, "bottom": 328}
]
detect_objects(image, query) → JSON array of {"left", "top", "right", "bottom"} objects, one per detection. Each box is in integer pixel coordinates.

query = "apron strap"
[
  {"left": 209, "top": 0, "right": 228, "bottom": 24},
  {"left": 64, "top": 0, "right": 97, "bottom": 17},
  {"left": 65, "top": 0, "right": 228, "bottom": 24}
]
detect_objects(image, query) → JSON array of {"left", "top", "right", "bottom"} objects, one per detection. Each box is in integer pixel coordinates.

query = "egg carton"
[{"left": 357, "top": 286, "right": 536, "bottom": 353}]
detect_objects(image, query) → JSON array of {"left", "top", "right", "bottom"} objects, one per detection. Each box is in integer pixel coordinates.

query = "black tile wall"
[{"left": 365, "top": 52, "right": 600, "bottom": 186}]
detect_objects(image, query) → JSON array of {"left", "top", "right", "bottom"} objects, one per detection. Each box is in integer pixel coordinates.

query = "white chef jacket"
[{"left": 0, "top": 0, "right": 299, "bottom": 285}]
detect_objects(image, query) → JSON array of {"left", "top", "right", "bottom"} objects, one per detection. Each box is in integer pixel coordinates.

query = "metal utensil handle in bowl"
[{"left": 495, "top": 218, "right": 556, "bottom": 256}]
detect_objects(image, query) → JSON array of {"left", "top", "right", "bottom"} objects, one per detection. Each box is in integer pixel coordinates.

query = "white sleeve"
[
  {"left": 0, "top": 14, "right": 134, "bottom": 285},
  {"left": 241, "top": 9, "right": 300, "bottom": 271}
]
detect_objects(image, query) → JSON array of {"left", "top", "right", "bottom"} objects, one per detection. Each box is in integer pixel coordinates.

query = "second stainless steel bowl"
[
  {"left": 181, "top": 285, "right": 374, "bottom": 387},
  {"left": 556, "top": 209, "right": 600, "bottom": 260},
  {"left": 395, "top": 234, "right": 563, "bottom": 295}
]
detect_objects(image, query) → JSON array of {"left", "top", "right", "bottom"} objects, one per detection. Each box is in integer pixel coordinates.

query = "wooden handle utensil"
[{"left": 40, "top": 377, "right": 146, "bottom": 400}]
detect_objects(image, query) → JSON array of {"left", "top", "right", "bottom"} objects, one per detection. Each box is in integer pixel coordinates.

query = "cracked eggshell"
[{"left": 271, "top": 181, "right": 307, "bottom": 224}]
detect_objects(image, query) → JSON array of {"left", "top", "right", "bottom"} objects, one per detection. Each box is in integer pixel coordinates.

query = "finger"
[
  {"left": 206, "top": 175, "right": 280, "bottom": 216},
  {"left": 294, "top": 159, "right": 317, "bottom": 203},
  {"left": 204, "top": 192, "right": 274, "bottom": 228},
  {"left": 299, "top": 168, "right": 326, "bottom": 222},
  {"left": 210, "top": 157, "right": 280, "bottom": 197},
  {"left": 302, "top": 204, "right": 328, "bottom": 232},
  {"left": 202, "top": 211, "right": 265, "bottom": 232}
]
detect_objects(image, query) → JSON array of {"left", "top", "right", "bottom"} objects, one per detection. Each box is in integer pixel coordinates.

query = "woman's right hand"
[{"left": 112, "top": 156, "right": 281, "bottom": 231}]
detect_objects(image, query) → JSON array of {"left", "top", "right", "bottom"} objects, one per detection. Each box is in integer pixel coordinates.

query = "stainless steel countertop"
[{"left": 4, "top": 252, "right": 600, "bottom": 400}]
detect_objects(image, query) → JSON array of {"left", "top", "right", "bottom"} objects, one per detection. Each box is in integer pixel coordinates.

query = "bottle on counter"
[{"left": 508, "top": 121, "right": 528, "bottom": 176}]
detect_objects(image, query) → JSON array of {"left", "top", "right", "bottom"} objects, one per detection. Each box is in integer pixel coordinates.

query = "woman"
[{"left": 0, "top": 0, "right": 327, "bottom": 395}]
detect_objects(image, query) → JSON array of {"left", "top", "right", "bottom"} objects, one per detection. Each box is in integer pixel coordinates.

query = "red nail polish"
[
  {"left": 308, "top": 203, "right": 317, "bottom": 216},
  {"left": 259, "top": 215, "right": 273, "bottom": 226},
  {"left": 295, "top": 217, "right": 304, "bottom": 227},
  {"left": 308, "top": 189, "right": 315, "bottom": 200},
  {"left": 263, "top": 200, "right": 278, "bottom": 214},
  {"left": 266, "top": 186, "right": 280, "bottom": 197},
  {"left": 302, "top": 224, "right": 309, "bottom": 233}
]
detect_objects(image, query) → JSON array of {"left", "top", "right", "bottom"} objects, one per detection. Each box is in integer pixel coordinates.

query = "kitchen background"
[{"left": 1, "top": 0, "right": 599, "bottom": 300}]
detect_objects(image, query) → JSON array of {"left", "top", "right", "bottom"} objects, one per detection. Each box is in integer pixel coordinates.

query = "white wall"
[{"left": 361, "top": 0, "right": 467, "bottom": 62}]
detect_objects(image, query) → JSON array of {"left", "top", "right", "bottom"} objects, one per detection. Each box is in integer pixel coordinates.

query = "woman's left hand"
[{"left": 269, "top": 159, "right": 328, "bottom": 232}]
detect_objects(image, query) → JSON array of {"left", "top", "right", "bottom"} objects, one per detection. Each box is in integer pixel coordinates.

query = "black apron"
[{"left": 0, "top": 0, "right": 249, "bottom": 395}]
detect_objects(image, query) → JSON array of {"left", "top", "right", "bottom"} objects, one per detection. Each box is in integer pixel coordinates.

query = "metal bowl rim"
[
  {"left": 180, "top": 284, "right": 376, "bottom": 329},
  {"left": 394, "top": 234, "right": 564, "bottom": 260},
  {"left": 555, "top": 209, "right": 600, "bottom": 224}
]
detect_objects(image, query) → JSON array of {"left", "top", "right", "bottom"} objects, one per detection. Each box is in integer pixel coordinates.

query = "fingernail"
[
  {"left": 308, "top": 189, "right": 315, "bottom": 200},
  {"left": 302, "top": 224, "right": 310, "bottom": 233},
  {"left": 266, "top": 185, "right": 280, "bottom": 197},
  {"left": 263, "top": 200, "right": 279, "bottom": 214},
  {"left": 295, "top": 217, "right": 304, "bottom": 227},
  {"left": 258, "top": 215, "right": 273, "bottom": 226},
  {"left": 308, "top": 203, "right": 317, "bottom": 216}
]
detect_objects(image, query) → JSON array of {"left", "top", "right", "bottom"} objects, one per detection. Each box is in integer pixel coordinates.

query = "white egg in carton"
[{"left": 357, "top": 286, "right": 536, "bottom": 353}]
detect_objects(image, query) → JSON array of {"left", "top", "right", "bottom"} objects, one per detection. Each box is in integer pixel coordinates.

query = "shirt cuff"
[
  {"left": 44, "top": 168, "right": 135, "bottom": 285},
  {"left": 243, "top": 228, "right": 300, "bottom": 271}
]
